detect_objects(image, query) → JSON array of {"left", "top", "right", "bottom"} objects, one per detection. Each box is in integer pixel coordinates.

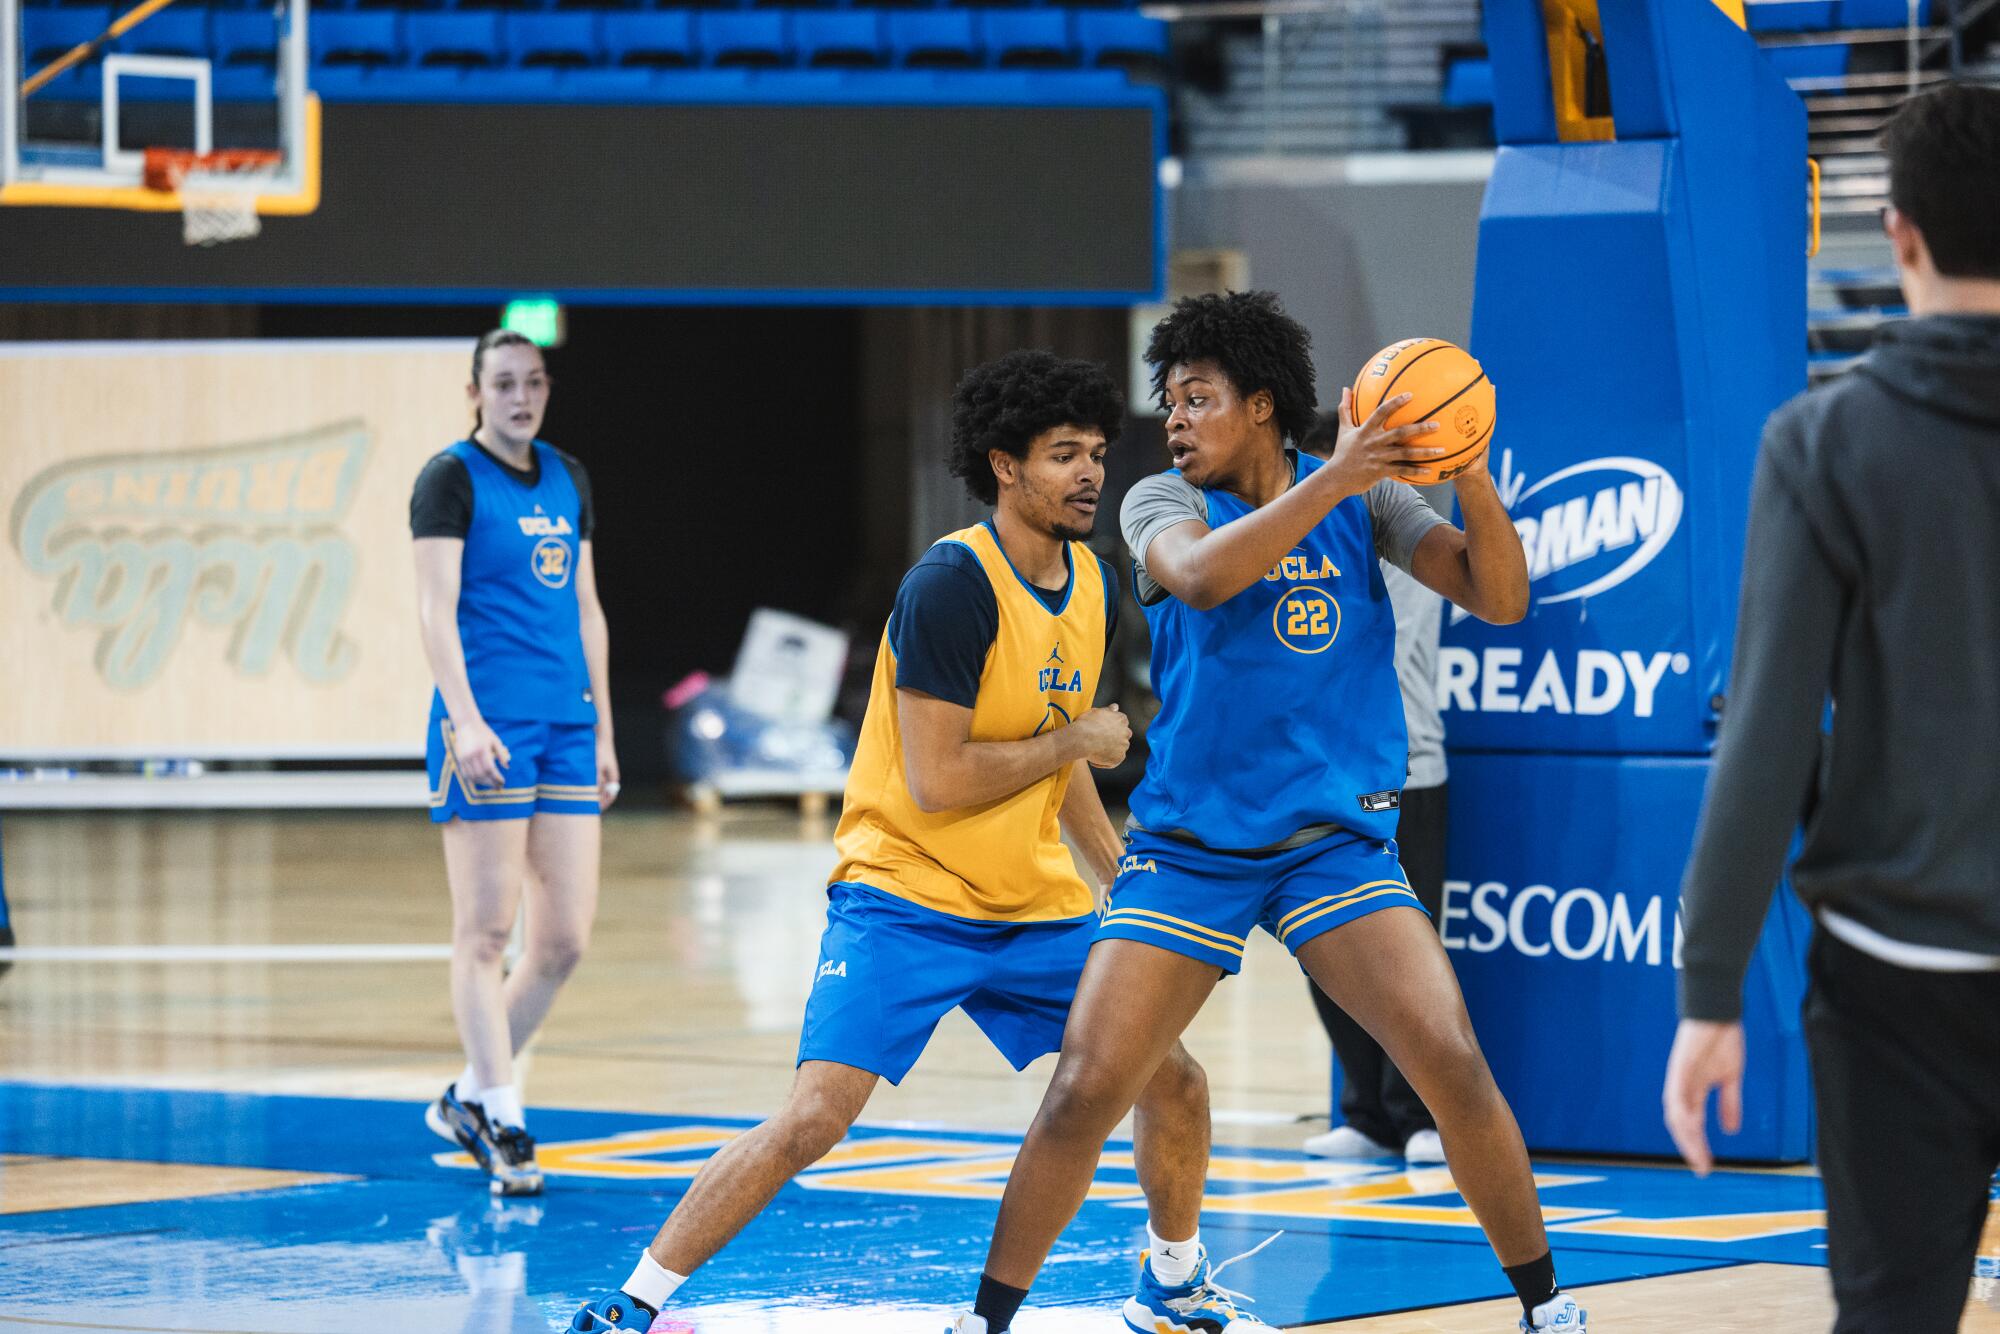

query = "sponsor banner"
[
  {"left": 1440, "top": 444, "right": 1710, "bottom": 754},
  {"left": 1443, "top": 751, "right": 1813, "bottom": 1160},
  {"left": 1, "top": 342, "right": 467, "bottom": 757}
]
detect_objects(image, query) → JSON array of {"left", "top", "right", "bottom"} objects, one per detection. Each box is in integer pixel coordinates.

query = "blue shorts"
[
  {"left": 797, "top": 883, "right": 1096, "bottom": 1084},
  {"left": 1096, "top": 828, "right": 1425, "bottom": 975},
  {"left": 426, "top": 715, "right": 600, "bottom": 823}
]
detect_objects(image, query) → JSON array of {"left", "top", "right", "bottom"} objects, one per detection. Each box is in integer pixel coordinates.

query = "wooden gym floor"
[{"left": 1, "top": 808, "right": 1994, "bottom": 1332}]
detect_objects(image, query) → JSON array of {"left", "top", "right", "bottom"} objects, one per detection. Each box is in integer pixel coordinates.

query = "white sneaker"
[
  {"left": 944, "top": 1314, "right": 988, "bottom": 1334},
  {"left": 1402, "top": 1129, "right": 1446, "bottom": 1164},
  {"left": 1302, "top": 1124, "right": 1395, "bottom": 1158},
  {"left": 1520, "top": 1293, "right": 1586, "bottom": 1333}
]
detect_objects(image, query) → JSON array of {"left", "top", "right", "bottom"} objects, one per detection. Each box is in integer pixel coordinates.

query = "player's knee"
[
  {"left": 454, "top": 920, "right": 513, "bottom": 967},
  {"left": 1412, "top": 1021, "right": 1495, "bottom": 1114},
  {"left": 1040, "top": 1058, "right": 1130, "bottom": 1138},
  {"left": 524, "top": 928, "right": 587, "bottom": 981},
  {"left": 774, "top": 1094, "right": 855, "bottom": 1166},
  {"left": 1148, "top": 1045, "right": 1208, "bottom": 1116}
]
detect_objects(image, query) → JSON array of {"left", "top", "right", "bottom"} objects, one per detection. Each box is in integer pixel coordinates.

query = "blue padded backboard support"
[{"left": 1426, "top": 0, "right": 1814, "bottom": 1160}]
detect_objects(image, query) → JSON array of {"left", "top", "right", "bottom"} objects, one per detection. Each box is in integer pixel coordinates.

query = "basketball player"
[
  {"left": 410, "top": 329, "right": 619, "bottom": 1196},
  {"left": 954, "top": 293, "right": 1585, "bottom": 1334},
  {"left": 1665, "top": 84, "right": 2000, "bottom": 1332},
  {"left": 569, "top": 351, "right": 1226, "bottom": 1333}
]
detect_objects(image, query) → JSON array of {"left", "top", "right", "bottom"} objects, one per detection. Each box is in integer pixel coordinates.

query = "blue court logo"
[
  {"left": 1273, "top": 585, "right": 1340, "bottom": 654},
  {"left": 531, "top": 537, "right": 572, "bottom": 589}
]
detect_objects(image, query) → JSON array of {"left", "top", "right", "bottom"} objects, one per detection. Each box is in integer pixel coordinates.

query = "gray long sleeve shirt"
[{"left": 1677, "top": 315, "right": 2000, "bottom": 1021}]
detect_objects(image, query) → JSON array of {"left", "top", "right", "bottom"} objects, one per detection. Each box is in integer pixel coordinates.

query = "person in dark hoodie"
[{"left": 1662, "top": 83, "right": 2000, "bottom": 1332}]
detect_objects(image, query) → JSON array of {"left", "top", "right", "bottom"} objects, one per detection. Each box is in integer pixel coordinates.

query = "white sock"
[
  {"left": 452, "top": 1065, "right": 479, "bottom": 1104},
  {"left": 480, "top": 1084, "right": 525, "bottom": 1129},
  {"left": 623, "top": 1252, "right": 687, "bottom": 1312},
  {"left": 1148, "top": 1226, "right": 1202, "bottom": 1286}
]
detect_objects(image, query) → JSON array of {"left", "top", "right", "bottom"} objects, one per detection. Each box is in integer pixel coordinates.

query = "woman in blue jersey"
[
  {"left": 409, "top": 329, "right": 619, "bottom": 1196},
  {"left": 960, "top": 293, "right": 1585, "bottom": 1334}
]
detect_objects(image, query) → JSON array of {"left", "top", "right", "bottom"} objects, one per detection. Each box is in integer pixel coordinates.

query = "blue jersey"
[
  {"left": 431, "top": 439, "right": 595, "bottom": 726},
  {"left": 1129, "top": 451, "right": 1407, "bottom": 848}
]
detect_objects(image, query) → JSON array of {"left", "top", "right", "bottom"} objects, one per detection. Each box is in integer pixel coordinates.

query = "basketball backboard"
[{"left": 2, "top": 0, "right": 316, "bottom": 238}]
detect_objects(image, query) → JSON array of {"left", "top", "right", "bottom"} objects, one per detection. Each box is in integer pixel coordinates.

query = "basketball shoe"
[
  {"left": 425, "top": 1083, "right": 544, "bottom": 1196},
  {"left": 941, "top": 1316, "right": 988, "bottom": 1334},
  {"left": 1124, "top": 1235, "right": 1277, "bottom": 1334},
  {"left": 568, "top": 1291, "right": 656, "bottom": 1332},
  {"left": 1521, "top": 1293, "right": 1586, "bottom": 1333}
]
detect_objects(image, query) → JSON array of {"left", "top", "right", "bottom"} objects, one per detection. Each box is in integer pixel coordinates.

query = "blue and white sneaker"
[
  {"left": 941, "top": 1316, "right": 988, "bottom": 1334},
  {"left": 567, "top": 1291, "right": 656, "bottom": 1332},
  {"left": 1123, "top": 1235, "right": 1279, "bottom": 1334},
  {"left": 424, "top": 1083, "right": 543, "bottom": 1197},
  {"left": 1521, "top": 1293, "right": 1586, "bottom": 1333}
]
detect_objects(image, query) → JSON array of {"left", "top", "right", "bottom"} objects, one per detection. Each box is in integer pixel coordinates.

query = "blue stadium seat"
[
  {"left": 697, "top": 11, "right": 790, "bottom": 68},
  {"left": 504, "top": 12, "right": 602, "bottom": 67},
  {"left": 1074, "top": 10, "right": 1163, "bottom": 73},
  {"left": 887, "top": 10, "right": 979, "bottom": 68},
  {"left": 23, "top": 6, "right": 108, "bottom": 71},
  {"left": 1442, "top": 55, "right": 1492, "bottom": 106},
  {"left": 406, "top": 12, "right": 503, "bottom": 67},
  {"left": 212, "top": 10, "right": 278, "bottom": 67},
  {"left": 601, "top": 10, "right": 695, "bottom": 66},
  {"left": 795, "top": 12, "right": 884, "bottom": 68},
  {"left": 980, "top": 10, "right": 1074, "bottom": 67},
  {"left": 1743, "top": 0, "right": 1838, "bottom": 30},
  {"left": 1841, "top": 0, "right": 1930, "bottom": 23},
  {"left": 312, "top": 11, "right": 402, "bottom": 66},
  {"left": 1764, "top": 41, "right": 1849, "bottom": 81},
  {"left": 117, "top": 7, "right": 206, "bottom": 57}
]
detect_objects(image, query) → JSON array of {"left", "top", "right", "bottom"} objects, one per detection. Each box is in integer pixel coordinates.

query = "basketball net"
[{"left": 143, "top": 148, "right": 281, "bottom": 246}]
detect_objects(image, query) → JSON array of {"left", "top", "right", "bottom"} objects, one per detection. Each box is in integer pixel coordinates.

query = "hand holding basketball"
[
  {"left": 1348, "top": 338, "right": 1497, "bottom": 486},
  {"left": 1322, "top": 388, "right": 1446, "bottom": 493}
]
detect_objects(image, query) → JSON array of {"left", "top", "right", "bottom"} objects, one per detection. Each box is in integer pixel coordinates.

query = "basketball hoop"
[{"left": 143, "top": 147, "right": 282, "bottom": 246}]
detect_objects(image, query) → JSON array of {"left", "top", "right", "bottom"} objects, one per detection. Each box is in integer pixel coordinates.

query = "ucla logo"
[
  {"left": 817, "top": 959, "right": 848, "bottom": 981},
  {"left": 1035, "top": 640, "right": 1084, "bottom": 697},
  {"left": 10, "top": 423, "right": 369, "bottom": 689},
  {"left": 1264, "top": 551, "right": 1341, "bottom": 583},
  {"left": 517, "top": 507, "right": 573, "bottom": 538},
  {"left": 1274, "top": 585, "right": 1340, "bottom": 655},
  {"left": 1118, "top": 854, "right": 1158, "bottom": 877},
  {"left": 532, "top": 536, "right": 572, "bottom": 589},
  {"left": 1038, "top": 666, "right": 1085, "bottom": 693}
]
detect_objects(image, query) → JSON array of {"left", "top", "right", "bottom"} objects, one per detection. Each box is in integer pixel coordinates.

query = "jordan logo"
[{"left": 1046, "top": 642, "right": 1064, "bottom": 665}]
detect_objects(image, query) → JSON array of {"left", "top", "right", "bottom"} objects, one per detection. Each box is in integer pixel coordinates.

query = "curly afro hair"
[
  {"left": 1144, "top": 290, "right": 1318, "bottom": 447},
  {"left": 948, "top": 350, "right": 1125, "bottom": 506}
]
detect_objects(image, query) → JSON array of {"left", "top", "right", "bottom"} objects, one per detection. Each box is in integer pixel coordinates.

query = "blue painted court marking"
[{"left": 0, "top": 1083, "right": 1823, "bottom": 1331}]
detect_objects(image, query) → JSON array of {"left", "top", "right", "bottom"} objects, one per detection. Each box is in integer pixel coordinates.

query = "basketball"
[{"left": 1348, "top": 338, "right": 1496, "bottom": 485}]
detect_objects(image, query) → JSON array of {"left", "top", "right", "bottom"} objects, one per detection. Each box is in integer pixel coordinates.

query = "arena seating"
[{"left": 19, "top": 0, "right": 1168, "bottom": 101}]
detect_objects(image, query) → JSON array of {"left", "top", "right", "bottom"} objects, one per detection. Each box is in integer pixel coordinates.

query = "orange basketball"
[{"left": 1348, "top": 338, "right": 1496, "bottom": 485}]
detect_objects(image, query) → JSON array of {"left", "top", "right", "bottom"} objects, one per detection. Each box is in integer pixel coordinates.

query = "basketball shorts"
[
  {"left": 427, "top": 715, "right": 600, "bottom": 823},
  {"left": 1096, "top": 828, "right": 1425, "bottom": 975},
  {"left": 797, "top": 882, "right": 1097, "bottom": 1084}
]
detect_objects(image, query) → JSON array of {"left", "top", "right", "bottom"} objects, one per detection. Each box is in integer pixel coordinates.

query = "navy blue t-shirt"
[{"left": 889, "top": 530, "right": 1120, "bottom": 709}]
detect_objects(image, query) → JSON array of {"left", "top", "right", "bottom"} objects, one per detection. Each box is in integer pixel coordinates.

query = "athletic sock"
[
  {"left": 1147, "top": 1226, "right": 1202, "bottom": 1287},
  {"left": 452, "top": 1065, "right": 479, "bottom": 1104},
  {"left": 480, "top": 1084, "right": 526, "bottom": 1130},
  {"left": 622, "top": 1251, "right": 686, "bottom": 1315},
  {"left": 1502, "top": 1251, "right": 1559, "bottom": 1320},
  {"left": 973, "top": 1274, "right": 1029, "bottom": 1332}
]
